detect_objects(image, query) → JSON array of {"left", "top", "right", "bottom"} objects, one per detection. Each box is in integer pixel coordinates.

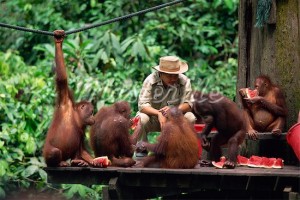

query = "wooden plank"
[
  {"left": 249, "top": 132, "right": 287, "bottom": 140},
  {"left": 45, "top": 165, "right": 300, "bottom": 199},
  {"left": 206, "top": 132, "right": 287, "bottom": 140},
  {"left": 45, "top": 165, "right": 300, "bottom": 180},
  {"left": 46, "top": 166, "right": 118, "bottom": 185}
]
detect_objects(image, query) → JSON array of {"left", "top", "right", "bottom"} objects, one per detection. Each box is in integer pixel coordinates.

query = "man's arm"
[
  {"left": 141, "top": 106, "right": 167, "bottom": 128},
  {"left": 140, "top": 106, "right": 160, "bottom": 116},
  {"left": 180, "top": 76, "right": 193, "bottom": 113},
  {"left": 178, "top": 102, "right": 192, "bottom": 113}
]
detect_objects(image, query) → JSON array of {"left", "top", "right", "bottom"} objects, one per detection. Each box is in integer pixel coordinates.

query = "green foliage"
[
  {"left": 187, "top": 57, "right": 238, "bottom": 99},
  {"left": 0, "top": 0, "right": 239, "bottom": 198},
  {"left": 62, "top": 184, "right": 101, "bottom": 199},
  {"left": 0, "top": 51, "right": 53, "bottom": 196}
]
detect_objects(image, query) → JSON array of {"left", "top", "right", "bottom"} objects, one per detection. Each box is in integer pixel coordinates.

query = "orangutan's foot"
[
  {"left": 131, "top": 160, "right": 145, "bottom": 168},
  {"left": 59, "top": 161, "right": 69, "bottom": 167},
  {"left": 247, "top": 129, "right": 258, "bottom": 140},
  {"left": 271, "top": 128, "right": 282, "bottom": 136},
  {"left": 223, "top": 160, "right": 236, "bottom": 169},
  {"left": 71, "top": 159, "right": 89, "bottom": 167}
]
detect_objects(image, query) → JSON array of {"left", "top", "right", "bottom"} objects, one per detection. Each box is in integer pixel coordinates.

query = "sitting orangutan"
[{"left": 239, "top": 75, "right": 287, "bottom": 140}]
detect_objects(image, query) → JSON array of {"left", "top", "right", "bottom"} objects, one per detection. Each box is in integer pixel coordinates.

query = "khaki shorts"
[{"left": 137, "top": 111, "right": 196, "bottom": 142}]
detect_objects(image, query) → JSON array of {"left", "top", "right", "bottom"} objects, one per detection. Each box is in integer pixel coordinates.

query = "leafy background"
[{"left": 0, "top": 0, "right": 238, "bottom": 199}]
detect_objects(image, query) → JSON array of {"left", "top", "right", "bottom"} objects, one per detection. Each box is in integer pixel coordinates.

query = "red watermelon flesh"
[
  {"left": 212, "top": 156, "right": 226, "bottom": 169},
  {"left": 131, "top": 116, "right": 140, "bottom": 130},
  {"left": 272, "top": 158, "right": 284, "bottom": 169},
  {"left": 247, "top": 155, "right": 263, "bottom": 168},
  {"left": 237, "top": 155, "right": 249, "bottom": 166},
  {"left": 93, "top": 156, "right": 111, "bottom": 168},
  {"left": 261, "top": 157, "right": 276, "bottom": 168},
  {"left": 245, "top": 88, "right": 258, "bottom": 98}
]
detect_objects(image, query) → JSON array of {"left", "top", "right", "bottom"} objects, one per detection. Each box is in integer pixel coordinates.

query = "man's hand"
[
  {"left": 158, "top": 112, "right": 167, "bottom": 128},
  {"left": 159, "top": 106, "right": 170, "bottom": 117}
]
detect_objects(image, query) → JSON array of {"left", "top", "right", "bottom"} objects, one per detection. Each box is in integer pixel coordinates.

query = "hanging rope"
[
  {"left": 255, "top": 0, "right": 272, "bottom": 27},
  {"left": 0, "top": 0, "right": 184, "bottom": 36},
  {"left": 0, "top": 23, "right": 54, "bottom": 36}
]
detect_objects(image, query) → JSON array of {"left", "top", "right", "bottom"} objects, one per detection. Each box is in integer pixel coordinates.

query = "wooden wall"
[{"left": 237, "top": 0, "right": 300, "bottom": 129}]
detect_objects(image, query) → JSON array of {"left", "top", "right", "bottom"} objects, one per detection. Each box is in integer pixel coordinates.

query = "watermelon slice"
[
  {"left": 245, "top": 88, "right": 258, "bottom": 98},
  {"left": 246, "top": 156, "right": 284, "bottom": 169},
  {"left": 247, "top": 155, "right": 263, "bottom": 168},
  {"left": 261, "top": 157, "right": 276, "bottom": 169},
  {"left": 237, "top": 155, "right": 249, "bottom": 166},
  {"left": 130, "top": 116, "right": 140, "bottom": 130},
  {"left": 212, "top": 156, "right": 226, "bottom": 169},
  {"left": 272, "top": 158, "right": 284, "bottom": 169},
  {"left": 93, "top": 156, "right": 111, "bottom": 168},
  {"left": 239, "top": 88, "right": 258, "bottom": 98}
]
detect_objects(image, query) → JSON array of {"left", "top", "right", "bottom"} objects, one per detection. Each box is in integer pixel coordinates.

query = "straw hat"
[{"left": 152, "top": 56, "right": 188, "bottom": 74}]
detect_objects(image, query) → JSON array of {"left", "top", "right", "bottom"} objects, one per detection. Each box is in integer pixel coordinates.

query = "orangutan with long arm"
[{"left": 43, "top": 30, "right": 98, "bottom": 167}]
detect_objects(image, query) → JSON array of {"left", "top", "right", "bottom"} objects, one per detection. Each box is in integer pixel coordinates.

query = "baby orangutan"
[
  {"left": 90, "top": 101, "right": 142, "bottom": 167},
  {"left": 135, "top": 107, "right": 199, "bottom": 169}
]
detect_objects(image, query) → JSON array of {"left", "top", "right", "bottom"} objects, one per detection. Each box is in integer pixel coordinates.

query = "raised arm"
[{"left": 53, "top": 30, "right": 69, "bottom": 105}]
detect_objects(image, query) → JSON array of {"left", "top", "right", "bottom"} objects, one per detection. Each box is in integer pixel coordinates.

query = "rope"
[
  {"left": 0, "top": 0, "right": 184, "bottom": 36},
  {"left": 0, "top": 22, "right": 54, "bottom": 36}
]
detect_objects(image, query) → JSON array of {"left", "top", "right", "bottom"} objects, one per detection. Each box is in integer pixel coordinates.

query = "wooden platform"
[
  {"left": 45, "top": 164, "right": 300, "bottom": 199},
  {"left": 45, "top": 132, "right": 299, "bottom": 199}
]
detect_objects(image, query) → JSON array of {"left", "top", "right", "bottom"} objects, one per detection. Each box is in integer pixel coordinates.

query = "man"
[{"left": 136, "top": 56, "right": 196, "bottom": 157}]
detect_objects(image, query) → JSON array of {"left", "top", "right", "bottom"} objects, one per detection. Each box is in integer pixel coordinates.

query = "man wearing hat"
[{"left": 136, "top": 56, "right": 196, "bottom": 157}]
